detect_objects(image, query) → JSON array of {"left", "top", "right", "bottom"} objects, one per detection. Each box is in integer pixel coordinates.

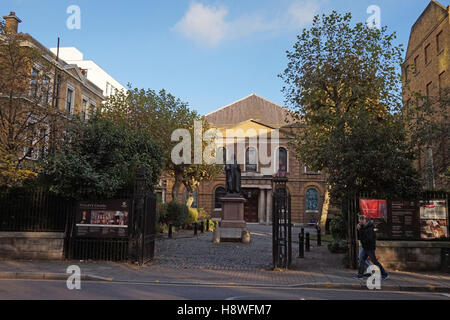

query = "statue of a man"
[{"left": 225, "top": 156, "right": 241, "bottom": 194}]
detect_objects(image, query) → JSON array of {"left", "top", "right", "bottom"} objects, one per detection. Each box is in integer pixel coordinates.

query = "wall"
[
  {"left": 373, "top": 241, "right": 450, "bottom": 271},
  {"left": 0, "top": 232, "right": 65, "bottom": 260}
]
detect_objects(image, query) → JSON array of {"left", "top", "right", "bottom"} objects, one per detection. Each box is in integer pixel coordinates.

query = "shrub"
[
  {"left": 156, "top": 202, "right": 168, "bottom": 224},
  {"left": 197, "top": 208, "right": 210, "bottom": 220},
  {"left": 184, "top": 207, "right": 199, "bottom": 226},
  {"left": 330, "top": 213, "right": 347, "bottom": 241},
  {"left": 327, "top": 240, "right": 348, "bottom": 254},
  {"left": 166, "top": 201, "right": 189, "bottom": 227}
]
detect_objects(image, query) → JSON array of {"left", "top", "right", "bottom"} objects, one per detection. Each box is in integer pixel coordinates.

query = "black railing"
[{"left": 0, "top": 188, "right": 73, "bottom": 232}]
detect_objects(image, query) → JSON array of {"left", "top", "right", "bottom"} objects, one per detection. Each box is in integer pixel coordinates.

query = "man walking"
[{"left": 353, "top": 215, "right": 389, "bottom": 280}]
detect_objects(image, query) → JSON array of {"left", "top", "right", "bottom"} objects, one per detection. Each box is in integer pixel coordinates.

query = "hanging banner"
[
  {"left": 420, "top": 200, "right": 448, "bottom": 240},
  {"left": 360, "top": 199, "right": 387, "bottom": 219}
]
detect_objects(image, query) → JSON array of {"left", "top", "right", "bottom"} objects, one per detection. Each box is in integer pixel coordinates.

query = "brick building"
[
  {"left": 160, "top": 94, "right": 328, "bottom": 225},
  {"left": 402, "top": 1, "right": 449, "bottom": 190}
]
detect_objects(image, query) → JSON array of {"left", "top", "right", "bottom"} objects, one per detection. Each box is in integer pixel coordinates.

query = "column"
[
  {"left": 258, "top": 189, "right": 265, "bottom": 224},
  {"left": 266, "top": 189, "right": 272, "bottom": 225}
]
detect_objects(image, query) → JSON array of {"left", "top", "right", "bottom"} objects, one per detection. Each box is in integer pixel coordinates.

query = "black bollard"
[
  {"left": 194, "top": 222, "right": 198, "bottom": 236},
  {"left": 299, "top": 233, "right": 304, "bottom": 258},
  {"left": 305, "top": 232, "right": 310, "bottom": 252},
  {"left": 200, "top": 221, "right": 204, "bottom": 233},
  {"left": 206, "top": 219, "right": 210, "bottom": 232},
  {"left": 301, "top": 227, "right": 305, "bottom": 238},
  {"left": 168, "top": 224, "right": 173, "bottom": 239},
  {"left": 317, "top": 225, "right": 322, "bottom": 247}
]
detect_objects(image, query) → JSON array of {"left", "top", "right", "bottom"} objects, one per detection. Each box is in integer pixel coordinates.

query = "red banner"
[{"left": 360, "top": 199, "right": 387, "bottom": 219}]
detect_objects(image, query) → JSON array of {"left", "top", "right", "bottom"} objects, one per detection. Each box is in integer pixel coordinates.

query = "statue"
[{"left": 225, "top": 156, "right": 241, "bottom": 194}]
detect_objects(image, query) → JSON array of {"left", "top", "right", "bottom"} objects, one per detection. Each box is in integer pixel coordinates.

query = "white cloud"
[{"left": 173, "top": 0, "right": 321, "bottom": 47}]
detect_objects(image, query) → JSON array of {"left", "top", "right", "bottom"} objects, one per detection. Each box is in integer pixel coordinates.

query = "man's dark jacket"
[{"left": 358, "top": 220, "right": 376, "bottom": 251}]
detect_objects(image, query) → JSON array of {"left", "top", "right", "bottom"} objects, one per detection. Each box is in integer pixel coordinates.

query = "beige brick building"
[
  {"left": 402, "top": 1, "right": 449, "bottom": 190},
  {"left": 160, "top": 94, "right": 328, "bottom": 225}
]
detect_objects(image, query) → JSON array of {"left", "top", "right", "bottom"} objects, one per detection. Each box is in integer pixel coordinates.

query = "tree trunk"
[{"left": 319, "top": 186, "right": 330, "bottom": 236}]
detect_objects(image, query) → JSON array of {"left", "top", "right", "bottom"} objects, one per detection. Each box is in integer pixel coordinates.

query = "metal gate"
[
  {"left": 128, "top": 168, "right": 157, "bottom": 265},
  {"left": 272, "top": 177, "right": 292, "bottom": 269}
]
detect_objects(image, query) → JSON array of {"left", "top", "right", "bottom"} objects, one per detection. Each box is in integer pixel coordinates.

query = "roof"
[{"left": 205, "top": 94, "right": 294, "bottom": 128}]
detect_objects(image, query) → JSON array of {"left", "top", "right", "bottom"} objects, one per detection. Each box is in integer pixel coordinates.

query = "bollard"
[
  {"left": 206, "top": 219, "right": 210, "bottom": 232},
  {"left": 200, "top": 221, "right": 204, "bottom": 233},
  {"left": 301, "top": 228, "right": 305, "bottom": 238},
  {"left": 168, "top": 224, "right": 173, "bottom": 239},
  {"left": 299, "top": 233, "right": 304, "bottom": 258},
  {"left": 317, "top": 226, "right": 322, "bottom": 247},
  {"left": 194, "top": 222, "right": 198, "bottom": 236},
  {"left": 305, "top": 232, "right": 310, "bottom": 252}
]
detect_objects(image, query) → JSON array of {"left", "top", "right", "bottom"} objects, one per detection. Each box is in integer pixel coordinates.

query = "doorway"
[{"left": 242, "top": 188, "right": 259, "bottom": 223}]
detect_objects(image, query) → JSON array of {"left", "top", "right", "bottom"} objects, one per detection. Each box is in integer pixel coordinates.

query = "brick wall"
[{"left": 0, "top": 232, "right": 65, "bottom": 260}]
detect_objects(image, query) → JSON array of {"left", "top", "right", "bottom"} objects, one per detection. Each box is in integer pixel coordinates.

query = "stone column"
[
  {"left": 266, "top": 189, "right": 272, "bottom": 225},
  {"left": 258, "top": 189, "right": 265, "bottom": 224}
]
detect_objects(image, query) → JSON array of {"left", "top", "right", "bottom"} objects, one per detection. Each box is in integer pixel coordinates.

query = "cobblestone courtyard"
[{"left": 152, "top": 224, "right": 344, "bottom": 271}]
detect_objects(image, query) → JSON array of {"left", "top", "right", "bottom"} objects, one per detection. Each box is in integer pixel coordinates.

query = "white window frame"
[
  {"left": 81, "top": 95, "right": 89, "bottom": 120},
  {"left": 66, "top": 84, "right": 75, "bottom": 115}
]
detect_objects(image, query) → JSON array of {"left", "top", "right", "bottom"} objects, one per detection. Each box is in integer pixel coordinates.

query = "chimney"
[{"left": 2, "top": 12, "right": 22, "bottom": 34}]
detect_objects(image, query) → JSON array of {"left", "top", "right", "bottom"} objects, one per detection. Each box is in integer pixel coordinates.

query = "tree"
[
  {"left": 403, "top": 87, "right": 449, "bottom": 191},
  {"left": 280, "top": 12, "right": 420, "bottom": 203},
  {"left": 0, "top": 21, "right": 57, "bottom": 186},
  {"left": 103, "top": 88, "right": 222, "bottom": 206},
  {"left": 42, "top": 114, "right": 164, "bottom": 199}
]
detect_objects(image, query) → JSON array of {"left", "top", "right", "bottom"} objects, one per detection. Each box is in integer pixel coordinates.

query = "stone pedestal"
[{"left": 217, "top": 194, "right": 248, "bottom": 242}]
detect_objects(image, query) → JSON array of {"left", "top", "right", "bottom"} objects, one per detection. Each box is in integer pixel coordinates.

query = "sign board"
[
  {"left": 419, "top": 200, "right": 448, "bottom": 239},
  {"left": 388, "top": 200, "right": 419, "bottom": 240},
  {"left": 360, "top": 199, "right": 388, "bottom": 239},
  {"left": 76, "top": 199, "right": 130, "bottom": 238}
]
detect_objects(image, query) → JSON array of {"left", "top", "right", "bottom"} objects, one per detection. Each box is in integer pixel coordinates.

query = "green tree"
[
  {"left": 103, "top": 87, "right": 222, "bottom": 205},
  {"left": 42, "top": 114, "right": 164, "bottom": 199},
  {"left": 280, "top": 12, "right": 420, "bottom": 203}
]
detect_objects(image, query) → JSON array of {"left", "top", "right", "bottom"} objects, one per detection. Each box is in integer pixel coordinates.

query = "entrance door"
[{"left": 242, "top": 189, "right": 259, "bottom": 223}]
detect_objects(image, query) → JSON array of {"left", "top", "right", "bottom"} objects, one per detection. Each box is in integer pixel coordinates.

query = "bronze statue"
[{"left": 225, "top": 156, "right": 241, "bottom": 194}]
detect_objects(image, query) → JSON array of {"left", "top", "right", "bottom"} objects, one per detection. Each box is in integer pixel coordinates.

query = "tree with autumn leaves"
[{"left": 0, "top": 21, "right": 57, "bottom": 187}]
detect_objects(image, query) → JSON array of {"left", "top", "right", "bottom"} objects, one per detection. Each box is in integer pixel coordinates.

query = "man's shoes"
[
  {"left": 352, "top": 274, "right": 364, "bottom": 279},
  {"left": 381, "top": 274, "right": 389, "bottom": 281},
  {"left": 363, "top": 273, "right": 372, "bottom": 278}
]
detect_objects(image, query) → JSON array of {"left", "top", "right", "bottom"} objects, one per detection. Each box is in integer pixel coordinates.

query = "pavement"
[{"left": 1, "top": 224, "right": 450, "bottom": 294}]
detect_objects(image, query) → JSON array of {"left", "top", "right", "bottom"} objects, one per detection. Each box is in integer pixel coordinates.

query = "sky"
[{"left": 1, "top": 0, "right": 446, "bottom": 115}]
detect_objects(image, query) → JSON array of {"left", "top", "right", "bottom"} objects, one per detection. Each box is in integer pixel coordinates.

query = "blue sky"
[{"left": 1, "top": 0, "right": 444, "bottom": 115}]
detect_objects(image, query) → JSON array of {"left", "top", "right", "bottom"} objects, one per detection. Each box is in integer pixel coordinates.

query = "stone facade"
[
  {"left": 402, "top": 1, "right": 449, "bottom": 190},
  {"left": 373, "top": 241, "right": 450, "bottom": 271},
  {"left": 161, "top": 94, "right": 328, "bottom": 224},
  {"left": 0, "top": 232, "right": 65, "bottom": 260}
]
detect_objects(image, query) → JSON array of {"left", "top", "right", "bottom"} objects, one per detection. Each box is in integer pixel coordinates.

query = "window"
[
  {"left": 277, "top": 147, "right": 288, "bottom": 175},
  {"left": 82, "top": 98, "right": 89, "bottom": 120},
  {"left": 31, "top": 68, "right": 39, "bottom": 98},
  {"left": 439, "top": 71, "right": 445, "bottom": 97},
  {"left": 426, "top": 82, "right": 432, "bottom": 101},
  {"left": 437, "top": 31, "right": 443, "bottom": 53},
  {"left": 214, "top": 187, "right": 227, "bottom": 209},
  {"left": 425, "top": 44, "right": 431, "bottom": 65},
  {"left": 66, "top": 87, "right": 74, "bottom": 114},
  {"left": 184, "top": 190, "right": 197, "bottom": 208},
  {"left": 245, "top": 147, "right": 257, "bottom": 172},
  {"left": 306, "top": 188, "right": 319, "bottom": 211},
  {"left": 414, "top": 55, "right": 420, "bottom": 74},
  {"left": 89, "top": 102, "right": 96, "bottom": 117}
]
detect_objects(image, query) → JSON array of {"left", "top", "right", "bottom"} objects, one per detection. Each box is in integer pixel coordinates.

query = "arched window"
[
  {"left": 184, "top": 190, "right": 198, "bottom": 208},
  {"left": 306, "top": 188, "right": 319, "bottom": 211},
  {"left": 245, "top": 147, "right": 257, "bottom": 172},
  {"left": 214, "top": 187, "right": 227, "bottom": 209},
  {"left": 277, "top": 147, "right": 288, "bottom": 175}
]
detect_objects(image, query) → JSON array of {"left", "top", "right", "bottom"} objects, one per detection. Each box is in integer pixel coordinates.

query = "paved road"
[{"left": 0, "top": 279, "right": 449, "bottom": 300}]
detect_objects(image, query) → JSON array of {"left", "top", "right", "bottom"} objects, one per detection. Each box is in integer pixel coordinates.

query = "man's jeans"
[
  {"left": 359, "top": 248, "right": 372, "bottom": 269},
  {"left": 358, "top": 249, "right": 387, "bottom": 277}
]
